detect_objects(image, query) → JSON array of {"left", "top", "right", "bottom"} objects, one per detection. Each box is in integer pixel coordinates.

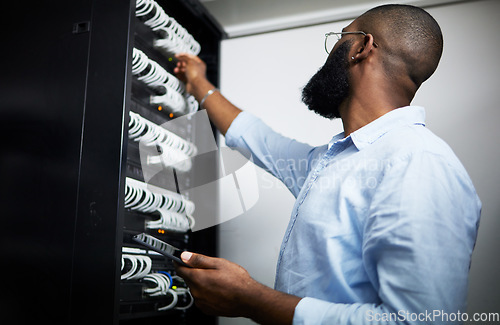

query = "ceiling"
[{"left": 199, "top": 0, "right": 466, "bottom": 38}]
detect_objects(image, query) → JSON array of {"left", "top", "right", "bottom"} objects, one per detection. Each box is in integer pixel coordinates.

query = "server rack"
[{"left": 0, "top": 0, "right": 225, "bottom": 324}]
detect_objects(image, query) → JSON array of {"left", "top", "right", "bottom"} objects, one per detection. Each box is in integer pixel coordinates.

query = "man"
[{"left": 173, "top": 4, "right": 481, "bottom": 325}]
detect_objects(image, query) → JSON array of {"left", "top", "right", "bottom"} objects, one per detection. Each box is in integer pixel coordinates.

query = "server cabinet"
[{"left": 0, "top": 0, "right": 225, "bottom": 324}]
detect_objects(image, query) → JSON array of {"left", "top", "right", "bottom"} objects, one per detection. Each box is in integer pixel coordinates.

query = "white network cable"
[
  {"left": 129, "top": 111, "right": 197, "bottom": 155},
  {"left": 120, "top": 252, "right": 194, "bottom": 311},
  {"left": 132, "top": 48, "right": 198, "bottom": 114},
  {"left": 129, "top": 111, "right": 197, "bottom": 172},
  {"left": 121, "top": 254, "right": 153, "bottom": 280},
  {"left": 125, "top": 177, "right": 195, "bottom": 232},
  {"left": 146, "top": 208, "right": 195, "bottom": 233},
  {"left": 141, "top": 272, "right": 194, "bottom": 311},
  {"left": 135, "top": 0, "right": 201, "bottom": 56},
  {"left": 143, "top": 272, "right": 173, "bottom": 296},
  {"left": 124, "top": 178, "right": 196, "bottom": 215},
  {"left": 170, "top": 275, "right": 194, "bottom": 310},
  {"left": 141, "top": 272, "right": 178, "bottom": 309}
]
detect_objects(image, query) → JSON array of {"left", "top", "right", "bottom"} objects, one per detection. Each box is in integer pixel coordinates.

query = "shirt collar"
[{"left": 328, "top": 106, "right": 426, "bottom": 150}]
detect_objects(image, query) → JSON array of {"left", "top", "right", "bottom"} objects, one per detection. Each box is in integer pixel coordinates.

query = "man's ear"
[{"left": 352, "top": 34, "right": 375, "bottom": 62}]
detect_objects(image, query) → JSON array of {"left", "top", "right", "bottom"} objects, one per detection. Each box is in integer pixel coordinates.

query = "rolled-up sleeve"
[{"left": 225, "top": 111, "right": 325, "bottom": 197}]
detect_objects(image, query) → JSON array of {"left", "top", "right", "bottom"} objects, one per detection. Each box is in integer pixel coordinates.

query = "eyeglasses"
[{"left": 324, "top": 31, "right": 379, "bottom": 54}]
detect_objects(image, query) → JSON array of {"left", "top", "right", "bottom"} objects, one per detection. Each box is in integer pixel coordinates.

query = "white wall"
[{"left": 217, "top": 1, "right": 500, "bottom": 324}]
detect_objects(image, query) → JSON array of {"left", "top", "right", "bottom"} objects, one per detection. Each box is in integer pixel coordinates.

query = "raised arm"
[
  {"left": 175, "top": 53, "right": 323, "bottom": 197},
  {"left": 174, "top": 53, "right": 241, "bottom": 135}
]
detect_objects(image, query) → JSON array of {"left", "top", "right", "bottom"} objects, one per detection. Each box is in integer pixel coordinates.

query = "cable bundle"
[
  {"left": 135, "top": 0, "right": 201, "bottom": 56},
  {"left": 125, "top": 177, "right": 195, "bottom": 232},
  {"left": 121, "top": 254, "right": 153, "bottom": 280},
  {"left": 132, "top": 48, "right": 198, "bottom": 114},
  {"left": 120, "top": 248, "right": 194, "bottom": 311},
  {"left": 146, "top": 209, "right": 193, "bottom": 233},
  {"left": 142, "top": 273, "right": 194, "bottom": 311},
  {"left": 129, "top": 111, "right": 197, "bottom": 172}
]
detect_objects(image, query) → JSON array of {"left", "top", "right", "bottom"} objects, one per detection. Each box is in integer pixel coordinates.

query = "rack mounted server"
[{"left": 0, "top": 0, "right": 225, "bottom": 324}]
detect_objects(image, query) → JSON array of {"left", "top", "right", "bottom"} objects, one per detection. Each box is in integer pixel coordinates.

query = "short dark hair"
[{"left": 358, "top": 4, "right": 443, "bottom": 87}]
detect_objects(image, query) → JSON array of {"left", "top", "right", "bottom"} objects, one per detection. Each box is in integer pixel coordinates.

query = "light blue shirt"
[{"left": 225, "top": 106, "right": 481, "bottom": 325}]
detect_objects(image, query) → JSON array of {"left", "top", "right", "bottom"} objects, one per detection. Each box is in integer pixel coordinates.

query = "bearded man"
[{"left": 173, "top": 4, "right": 481, "bottom": 325}]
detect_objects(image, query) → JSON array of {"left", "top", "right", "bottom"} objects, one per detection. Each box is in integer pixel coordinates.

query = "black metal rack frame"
[{"left": 0, "top": 0, "right": 225, "bottom": 324}]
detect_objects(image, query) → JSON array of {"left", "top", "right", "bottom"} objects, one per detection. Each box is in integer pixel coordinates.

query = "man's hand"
[
  {"left": 175, "top": 252, "right": 301, "bottom": 325},
  {"left": 174, "top": 53, "right": 207, "bottom": 95},
  {"left": 172, "top": 53, "right": 241, "bottom": 135},
  {"left": 175, "top": 251, "right": 255, "bottom": 317}
]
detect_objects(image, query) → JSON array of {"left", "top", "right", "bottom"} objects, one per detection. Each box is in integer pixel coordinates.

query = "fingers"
[
  {"left": 173, "top": 65, "right": 185, "bottom": 77},
  {"left": 173, "top": 53, "right": 207, "bottom": 88},
  {"left": 175, "top": 52, "right": 201, "bottom": 63},
  {"left": 174, "top": 252, "right": 216, "bottom": 289},
  {"left": 174, "top": 256, "right": 257, "bottom": 318},
  {"left": 175, "top": 53, "right": 206, "bottom": 70},
  {"left": 180, "top": 251, "right": 220, "bottom": 269}
]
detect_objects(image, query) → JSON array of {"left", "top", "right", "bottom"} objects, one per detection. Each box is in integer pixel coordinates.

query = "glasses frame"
[{"left": 324, "top": 31, "right": 379, "bottom": 54}]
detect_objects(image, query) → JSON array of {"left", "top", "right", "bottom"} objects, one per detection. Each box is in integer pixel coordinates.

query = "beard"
[{"left": 301, "top": 39, "right": 352, "bottom": 119}]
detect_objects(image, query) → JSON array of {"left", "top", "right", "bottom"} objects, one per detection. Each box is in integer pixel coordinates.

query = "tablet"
[{"left": 132, "top": 233, "right": 189, "bottom": 267}]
